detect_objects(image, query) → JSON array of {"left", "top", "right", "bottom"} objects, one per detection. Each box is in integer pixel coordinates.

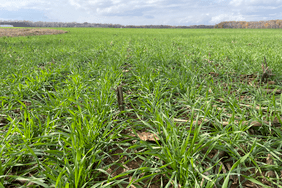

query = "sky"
[{"left": 0, "top": 0, "right": 282, "bottom": 26}]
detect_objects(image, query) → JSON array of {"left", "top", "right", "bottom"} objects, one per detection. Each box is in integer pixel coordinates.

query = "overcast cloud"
[{"left": 0, "top": 0, "right": 282, "bottom": 26}]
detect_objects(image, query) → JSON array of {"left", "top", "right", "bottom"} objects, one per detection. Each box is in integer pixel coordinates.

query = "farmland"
[{"left": 1, "top": 27, "right": 282, "bottom": 187}]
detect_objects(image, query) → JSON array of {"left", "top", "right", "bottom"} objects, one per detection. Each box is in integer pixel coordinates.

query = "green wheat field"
[{"left": 1, "top": 27, "right": 282, "bottom": 187}]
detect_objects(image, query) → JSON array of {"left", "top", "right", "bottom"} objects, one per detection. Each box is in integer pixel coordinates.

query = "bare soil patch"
[{"left": 0, "top": 28, "right": 69, "bottom": 38}]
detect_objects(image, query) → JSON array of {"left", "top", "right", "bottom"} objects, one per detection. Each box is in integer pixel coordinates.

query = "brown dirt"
[{"left": 0, "top": 28, "right": 69, "bottom": 38}]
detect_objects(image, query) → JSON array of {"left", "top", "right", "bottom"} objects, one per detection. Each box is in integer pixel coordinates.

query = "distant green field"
[{"left": 1, "top": 27, "right": 282, "bottom": 187}]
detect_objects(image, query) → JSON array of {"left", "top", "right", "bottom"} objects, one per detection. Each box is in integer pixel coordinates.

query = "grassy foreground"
[{"left": 1, "top": 27, "right": 282, "bottom": 187}]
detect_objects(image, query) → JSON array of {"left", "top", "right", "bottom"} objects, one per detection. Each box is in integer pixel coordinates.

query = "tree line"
[
  {"left": 1, "top": 19, "right": 282, "bottom": 29},
  {"left": 214, "top": 20, "right": 282, "bottom": 29},
  {"left": 0, "top": 20, "right": 214, "bottom": 29}
]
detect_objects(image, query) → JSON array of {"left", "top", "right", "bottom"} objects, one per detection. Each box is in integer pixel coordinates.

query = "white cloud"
[
  {"left": 0, "top": 0, "right": 282, "bottom": 26},
  {"left": 230, "top": 0, "right": 282, "bottom": 6},
  {"left": 229, "top": 0, "right": 244, "bottom": 6},
  {"left": 210, "top": 13, "right": 245, "bottom": 24},
  {"left": 68, "top": 0, "right": 82, "bottom": 8}
]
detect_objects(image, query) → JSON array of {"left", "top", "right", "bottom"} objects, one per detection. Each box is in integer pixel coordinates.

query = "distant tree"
[{"left": 244, "top": 22, "right": 249, "bottom": 28}]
